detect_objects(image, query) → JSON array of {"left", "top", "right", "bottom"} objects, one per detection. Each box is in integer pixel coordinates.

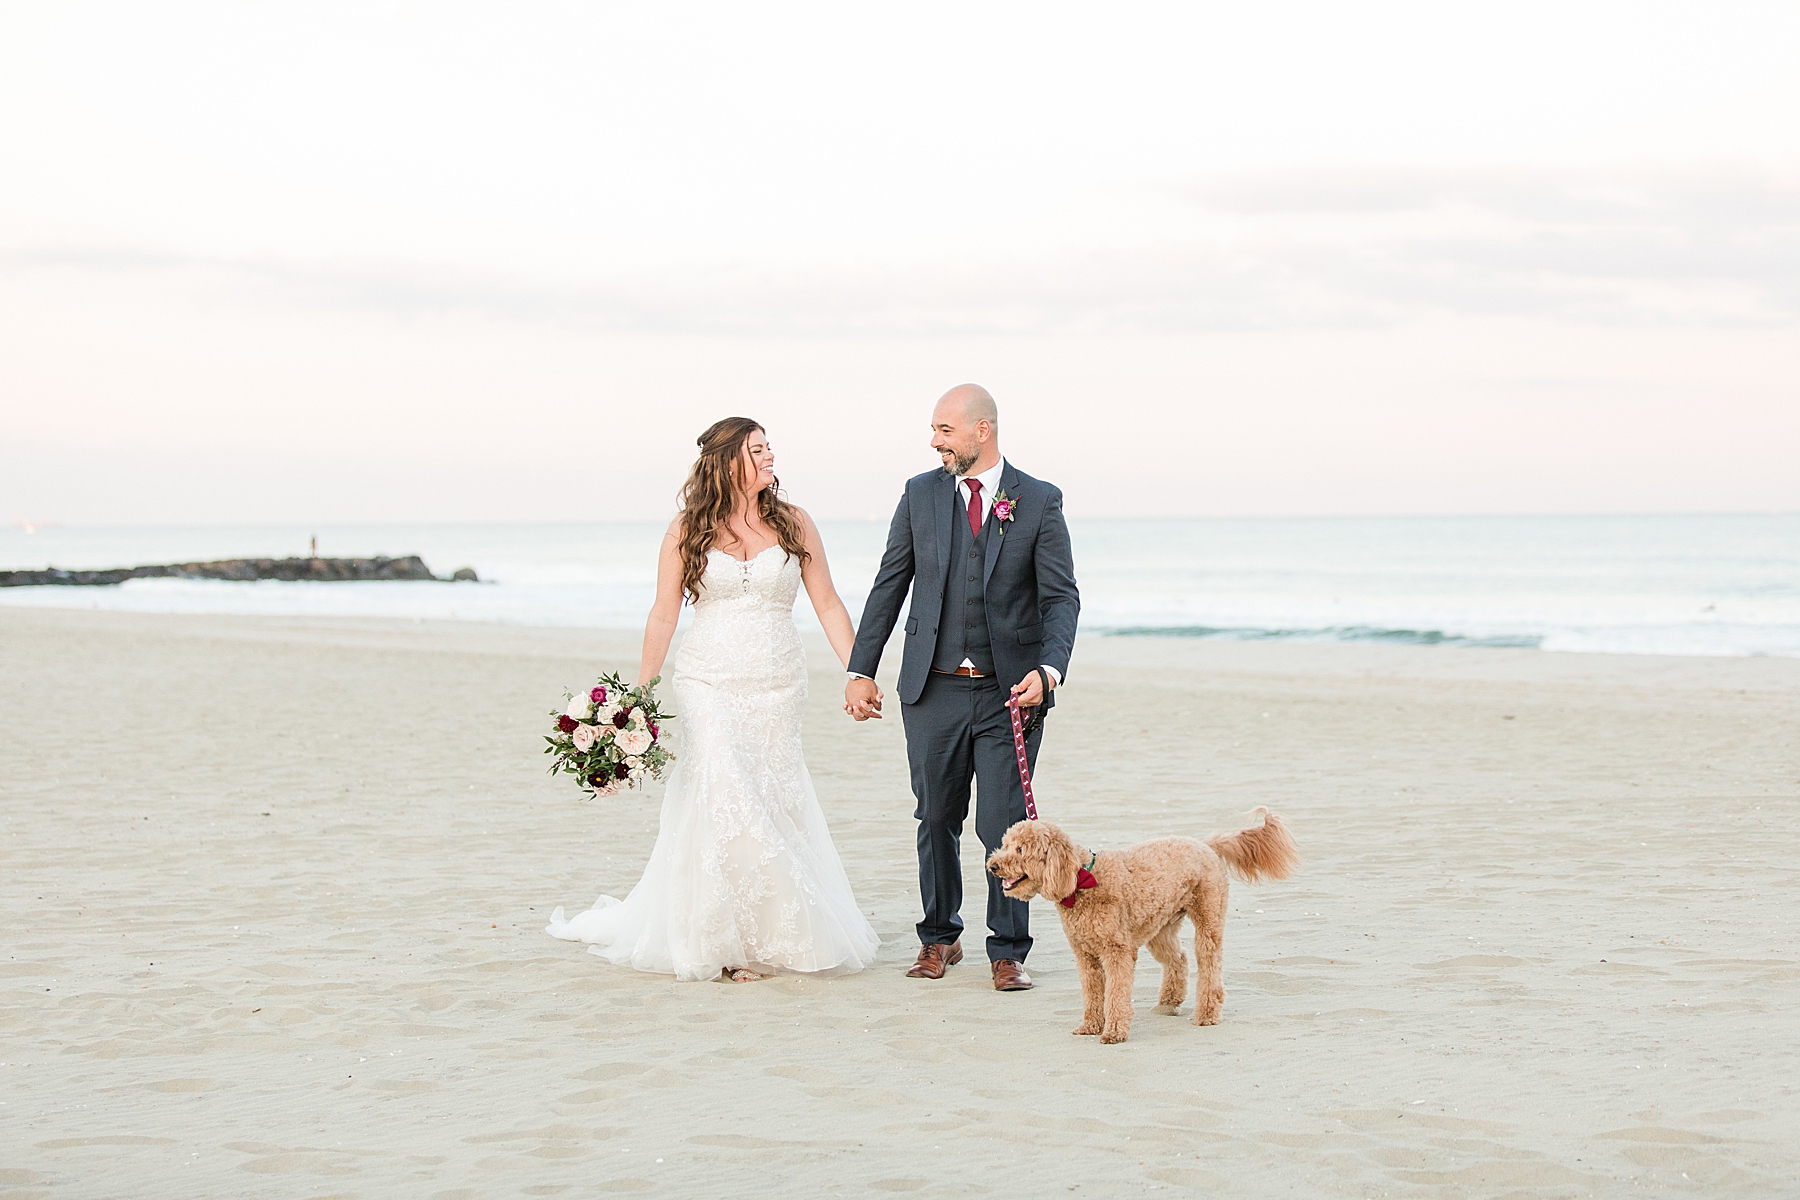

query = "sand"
[{"left": 2, "top": 605, "right": 1797, "bottom": 1198}]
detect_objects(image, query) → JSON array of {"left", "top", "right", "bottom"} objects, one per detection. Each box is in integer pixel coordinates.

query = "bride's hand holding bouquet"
[{"left": 544, "top": 672, "right": 675, "bottom": 798}]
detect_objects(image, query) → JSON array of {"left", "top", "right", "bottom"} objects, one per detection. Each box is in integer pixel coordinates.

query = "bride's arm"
[
  {"left": 637, "top": 518, "right": 685, "bottom": 683},
  {"left": 796, "top": 509, "right": 857, "bottom": 669}
]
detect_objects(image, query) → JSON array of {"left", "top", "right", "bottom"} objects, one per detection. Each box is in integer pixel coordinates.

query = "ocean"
[{"left": 3, "top": 515, "right": 1797, "bottom": 658}]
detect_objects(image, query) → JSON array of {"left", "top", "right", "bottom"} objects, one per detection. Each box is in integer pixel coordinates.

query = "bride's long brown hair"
[{"left": 676, "top": 417, "right": 811, "bottom": 602}]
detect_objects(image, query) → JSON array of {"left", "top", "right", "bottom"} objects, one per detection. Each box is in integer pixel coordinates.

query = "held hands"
[
  {"left": 844, "top": 676, "right": 884, "bottom": 721},
  {"left": 845, "top": 671, "right": 1046, "bottom": 718},
  {"left": 1009, "top": 669, "right": 1054, "bottom": 708}
]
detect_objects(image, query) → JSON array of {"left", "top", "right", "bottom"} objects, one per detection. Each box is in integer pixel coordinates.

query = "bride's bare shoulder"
[
  {"left": 657, "top": 515, "right": 689, "bottom": 563},
  {"left": 791, "top": 506, "right": 828, "bottom": 546}
]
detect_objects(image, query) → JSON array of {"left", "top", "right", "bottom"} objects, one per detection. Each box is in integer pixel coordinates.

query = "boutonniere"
[{"left": 992, "top": 489, "right": 1017, "bottom": 524}]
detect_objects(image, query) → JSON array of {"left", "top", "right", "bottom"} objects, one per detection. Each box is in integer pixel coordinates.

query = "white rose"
[
  {"left": 629, "top": 708, "right": 648, "bottom": 730},
  {"left": 595, "top": 703, "right": 620, "bottom": 726},
  {"left": 571, "top": 723, "right": 598, "bottom": 752},
  {"left": 618, "top": 728, "right": 652, "bottom": 756},
  {"left": 565, "top": 694, "right": 593, "bottom": 720}
]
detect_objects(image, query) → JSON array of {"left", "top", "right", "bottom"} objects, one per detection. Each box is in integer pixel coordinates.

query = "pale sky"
[{"left": 3, "top": 1, "right": 1796, "bottom": 523}]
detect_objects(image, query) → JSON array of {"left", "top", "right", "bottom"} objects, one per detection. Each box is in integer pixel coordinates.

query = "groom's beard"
[{"left": 944, "top": 446, "right": 981, "bottom": 476}]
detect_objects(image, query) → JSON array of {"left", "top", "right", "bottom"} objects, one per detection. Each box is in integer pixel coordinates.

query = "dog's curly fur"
[{"left": 986, "top": 810, "right": 1298, "bottom": 1044}]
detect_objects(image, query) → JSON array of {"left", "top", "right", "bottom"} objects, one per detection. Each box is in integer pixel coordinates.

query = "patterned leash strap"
[{"left": 1004, "top": 667, "right": 1049, "bottom": 821}]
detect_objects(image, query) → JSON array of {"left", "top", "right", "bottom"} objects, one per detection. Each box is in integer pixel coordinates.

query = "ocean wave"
[
  {"left": 1099, "top": 624, "right": 1544, "bottom": 649},
  {"left": 1099, "top": 621, "right": 1800, "bottom": 657}
]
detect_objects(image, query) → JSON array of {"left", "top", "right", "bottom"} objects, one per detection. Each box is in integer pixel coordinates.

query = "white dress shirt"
[
  {"left": 956, "top": 458, "right": 1006, "bottom": 528},
  {"left": 850, "top": 457, "right": 1062, "bottom": 689}
]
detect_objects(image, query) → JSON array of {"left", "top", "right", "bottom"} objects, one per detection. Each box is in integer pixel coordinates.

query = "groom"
[{"left": 845, "top": 384, "right": 1079, "bottom": 992}]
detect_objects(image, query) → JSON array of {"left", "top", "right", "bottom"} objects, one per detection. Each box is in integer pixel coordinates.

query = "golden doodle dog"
[{"left": 986, "top": 810, "right": 1297, "bottom": 1044}]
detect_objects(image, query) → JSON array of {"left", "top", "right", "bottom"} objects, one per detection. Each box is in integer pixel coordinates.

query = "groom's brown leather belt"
[{"left": 933, "top": 666, "right": 988, "bottom": 677}]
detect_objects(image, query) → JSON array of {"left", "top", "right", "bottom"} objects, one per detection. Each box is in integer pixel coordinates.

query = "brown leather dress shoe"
[
  {"left": 991, "top": 960, "right": 1034, "bottom": 991},
  {"left": 905, "top": 940, "right": 963, "bottom": 979}
]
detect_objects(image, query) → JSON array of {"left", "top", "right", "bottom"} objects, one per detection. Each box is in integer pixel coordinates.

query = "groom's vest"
[{"left": 931, "top": 500, "right": 996, "bottom": 676}]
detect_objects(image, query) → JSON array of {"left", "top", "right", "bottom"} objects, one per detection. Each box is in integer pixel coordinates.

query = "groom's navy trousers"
[{"left": 903, "top": 670, "right": 1043, "bottom": 963}]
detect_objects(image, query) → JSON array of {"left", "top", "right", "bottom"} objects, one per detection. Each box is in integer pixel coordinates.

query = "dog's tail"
[{"left": 1206, "top": 808, "right": 1299, "bottom": 883}]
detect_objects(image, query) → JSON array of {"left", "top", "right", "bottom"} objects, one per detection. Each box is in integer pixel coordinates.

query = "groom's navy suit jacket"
[{"left": 850, "top": 461, "right": 1079, "bottom": 706}]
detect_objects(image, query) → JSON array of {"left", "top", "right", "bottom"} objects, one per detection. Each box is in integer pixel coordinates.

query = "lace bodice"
[{"left": 692, "top": 545, "right": 802, "bottom": 614}]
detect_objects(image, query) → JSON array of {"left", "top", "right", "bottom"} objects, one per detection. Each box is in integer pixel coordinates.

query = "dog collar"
[{"left": 1059, "top": 851, "right": 1098, "bottom": 908}]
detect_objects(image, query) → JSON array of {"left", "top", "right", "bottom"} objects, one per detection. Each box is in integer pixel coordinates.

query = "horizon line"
[{"left": 8, "top": 510, "right": 1799, "bottom": 531}]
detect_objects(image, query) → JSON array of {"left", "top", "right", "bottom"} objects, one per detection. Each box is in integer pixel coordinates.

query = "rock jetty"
[{"left": 0, "top": 557, "right": 480, "bottom": 587}]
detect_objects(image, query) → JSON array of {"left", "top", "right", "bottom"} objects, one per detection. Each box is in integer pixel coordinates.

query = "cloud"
[
  {"left": 1191, "top": 164, "right": 1800, "bottom": 224},
  {"left": 1185, "top": 165, "right": 1800, "bottom": 323},
  {"left": 6, "top": 164, "right": 1796, "bottom": 333}
]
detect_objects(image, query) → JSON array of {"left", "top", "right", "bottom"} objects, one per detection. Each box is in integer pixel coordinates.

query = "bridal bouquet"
[{"left": 544, "top": 672, "right": 674, "bottom": 798}]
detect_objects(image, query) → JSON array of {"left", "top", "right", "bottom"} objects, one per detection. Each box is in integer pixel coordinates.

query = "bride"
[{"left": 547, "top": 417, "right": 880, "bottom": 982}]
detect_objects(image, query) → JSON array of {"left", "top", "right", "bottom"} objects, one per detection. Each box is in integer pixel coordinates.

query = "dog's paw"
[
  {"left": 1192, "top": 1010, "right": 1220, "bottom": 1027},
  {"left": 1152, "top": 1003, "right": 1182, "bottom": 1016},
  {"left": 1099, "top": 1028, "right": 1130, "bottom": 1044},
  {"left": 1071, "top": 1022, "right": 1101, "bottom": 1036}
]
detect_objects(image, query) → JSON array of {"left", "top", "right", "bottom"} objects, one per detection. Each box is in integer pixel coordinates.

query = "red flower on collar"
[{"left": 1060, "top": 853, "right": 1098, "bottom": 907}]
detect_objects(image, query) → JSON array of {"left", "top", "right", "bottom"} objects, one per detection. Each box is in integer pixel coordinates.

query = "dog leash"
[
  {"left": 1004, "top": 686, "right": 1040, "bottom": 821},
  {"left": 1005, "top": 671, "right": 1097, "bottom": 905},
  {"left": 1003, "top": 666, "right": 1051, "bottom": 821}
]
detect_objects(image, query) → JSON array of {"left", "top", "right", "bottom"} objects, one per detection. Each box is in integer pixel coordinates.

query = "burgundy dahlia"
[
  {"left": 613, "top": 760, "right": 631, "bottom": 780},
  {"left": 612, "top": 708, "right": 632, "bottom": 729},
  {"left": 557, "top": 714, "right": 578, "bottom": 733}
]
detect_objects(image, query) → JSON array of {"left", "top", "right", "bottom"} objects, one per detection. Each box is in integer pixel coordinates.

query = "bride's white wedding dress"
[{"left": 546, "top": 546, "right": 880, "bottom": 981}]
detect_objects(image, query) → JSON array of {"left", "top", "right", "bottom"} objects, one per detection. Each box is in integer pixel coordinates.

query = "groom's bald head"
[
  {"left": 931, "top": 384, "right": 1001, "bottom": 476},
  {"left": 937, "top": 384, "right": 998, "bottom": 432}
]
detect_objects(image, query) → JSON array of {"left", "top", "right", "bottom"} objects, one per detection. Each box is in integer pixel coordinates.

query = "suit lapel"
[
  {"left": 981, "top": 460, "right": 1020, "bottom": 590},
  {"left": 935, "top": 469, "right": 954, "bottom": 578}
]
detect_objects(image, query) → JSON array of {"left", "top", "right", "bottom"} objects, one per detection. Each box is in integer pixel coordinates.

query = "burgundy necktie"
[{"left": 964, "top": 479, "right": 984, "bottom": 539}]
